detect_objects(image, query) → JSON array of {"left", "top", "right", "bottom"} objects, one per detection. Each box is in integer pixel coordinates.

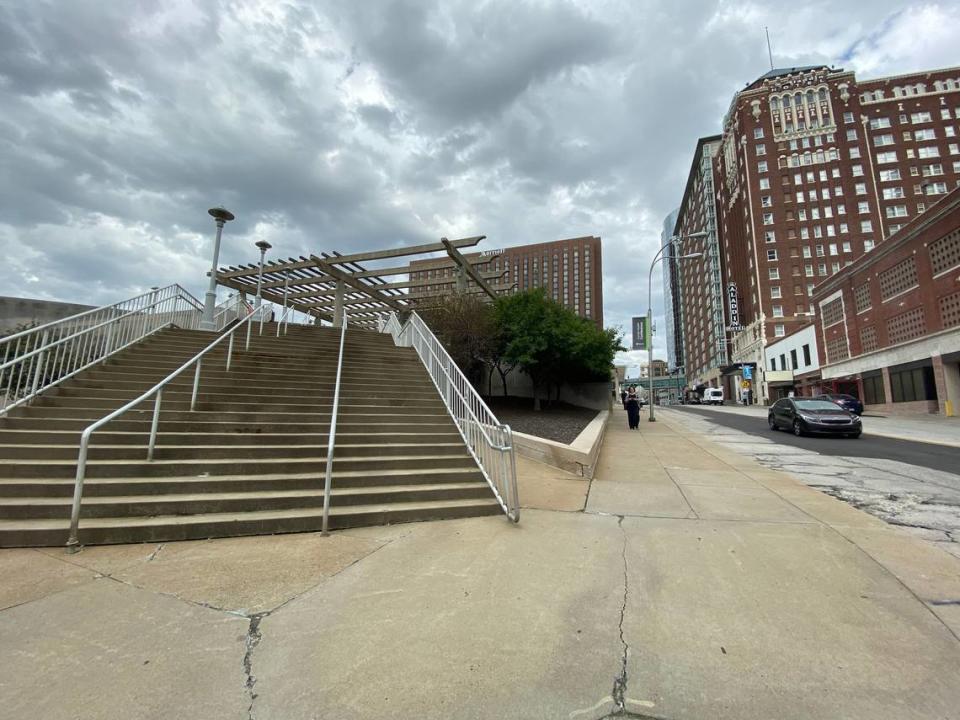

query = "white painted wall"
[{"left": 764, "top": 324, "right": 820, "bottom": 374}]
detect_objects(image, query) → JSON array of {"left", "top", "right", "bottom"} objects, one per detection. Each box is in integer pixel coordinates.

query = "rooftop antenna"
[{"left": 765, "top": 26, "right": 774, "bottom": 71}]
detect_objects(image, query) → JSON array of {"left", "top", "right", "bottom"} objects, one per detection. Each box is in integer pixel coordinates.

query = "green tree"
[
  {"left": 495, "top": 289, "right": 624, "bottom": 410},
  {"left": 418, "top": 293, "right": 495, "bottom": 386}
]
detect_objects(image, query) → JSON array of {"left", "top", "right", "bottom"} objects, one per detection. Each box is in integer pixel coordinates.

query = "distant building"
[
  {"left": 672, "top": 136, "right": 724, "bottom": 389},
  {"left": 408, "top": 236, "right": 604, "bottom": 326},
  {"left": 812, "top": 184, "right": 960, "bottom": 416},
  {"left": 672, "top": 63, "right": 960, "bottom": 404},
  {"left": 660, "top": 209, "right": 681, "bottom": 371}
]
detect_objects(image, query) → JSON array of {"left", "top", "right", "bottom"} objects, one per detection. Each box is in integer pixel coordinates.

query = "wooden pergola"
[{"left": 213, "top": 235, "right": 516, "bottom": 328}]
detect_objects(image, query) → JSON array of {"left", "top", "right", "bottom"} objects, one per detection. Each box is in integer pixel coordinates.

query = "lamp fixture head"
[
  {"left": 255, "top": 240, "right": 273, "bottom": 252},
  {"left": 208, "top": 206, "right": 235, "bottom": 222}
]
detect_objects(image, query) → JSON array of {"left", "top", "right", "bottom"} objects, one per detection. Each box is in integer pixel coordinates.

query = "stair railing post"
[
  {"left": 226, "top": 333, "right": 235, "bottom": 370},
  {"left": 190, "top": 359, "right": 202, "bottom": 411},
  {"left": 322, "top": 306, "right": 348, "bottom": 536},
  {"left": 147, "top": 388, "right": 163, "bottom": 461},
  {"left": 29, "top": 330, "right": 50, "bottom": 400}
]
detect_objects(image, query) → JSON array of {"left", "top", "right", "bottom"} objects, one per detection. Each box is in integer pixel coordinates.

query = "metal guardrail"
[
  {"left": 380, "top": 311, "right": 519, "bottom": 522},
  {"left": 65, "top": 304, "right": 272, "bottom": 551},
  {"left": 0, "top": 284, "right": 203, "bottom": 417},
  {"left": 321, "top": 307, "right": 348, "bottom": 535}
]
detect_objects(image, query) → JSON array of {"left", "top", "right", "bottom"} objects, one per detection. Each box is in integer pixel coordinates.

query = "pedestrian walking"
[
  {"left": 620, "top": 388, "right": 628, "bottom": 409},
  {"left": 625, "top": 386, "right": 640, "bottom": 430}
]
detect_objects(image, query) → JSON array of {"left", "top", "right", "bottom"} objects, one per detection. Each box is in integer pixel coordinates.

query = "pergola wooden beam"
[
  {"left": 441, "top": 237, "right": 497, "bottom": 299},
  {"left": 311, "top": 256, "right": 409, "bottom": 312},
  {"left": 327, "top": 236, "right": 484, "bottom": 264}
]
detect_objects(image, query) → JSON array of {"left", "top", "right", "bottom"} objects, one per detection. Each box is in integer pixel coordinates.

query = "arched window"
[
  {"left": 818, "top": 88, "right": 827, "bottom": 102},
  {"left": 782, "top": 94, "right": 791, "bottom": 108},
  {"left": 771, "top": 97, "right": 780, "bottom": 111}
]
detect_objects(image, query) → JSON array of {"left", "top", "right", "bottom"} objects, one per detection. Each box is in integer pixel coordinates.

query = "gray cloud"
[{"left": 2, "top": 0, "right": 958, "bottom": 355}]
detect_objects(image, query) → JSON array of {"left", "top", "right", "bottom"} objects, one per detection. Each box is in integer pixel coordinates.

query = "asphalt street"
[{"left": 674, "top": 405, "right": 960, "bottom": 478}]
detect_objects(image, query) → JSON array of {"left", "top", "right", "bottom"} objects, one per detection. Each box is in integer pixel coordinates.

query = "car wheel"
[
  {"left": 792, "top": 419, "right": 804, "bottom": 436},
  {"left": 768, "top": 415, "right": 778, "bottom": 431}
]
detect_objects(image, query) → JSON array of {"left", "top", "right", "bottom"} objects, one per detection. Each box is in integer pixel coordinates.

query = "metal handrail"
[
  {"left": 65, "top": 304, "right": 271, "bottom": 551},
  {"left": 321, "top": 307, "right": 348, "bottom": 535},
  {"left": 381, "top": 311, "right": 519, "bottom": 522},
  {"left": 1, "top": 285, "right": 203, "bottom": 416}
]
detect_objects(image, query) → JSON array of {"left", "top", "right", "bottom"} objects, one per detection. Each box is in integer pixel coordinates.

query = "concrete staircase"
[{"left": 0, "top": 324, "right": 501, "bottom": 547}]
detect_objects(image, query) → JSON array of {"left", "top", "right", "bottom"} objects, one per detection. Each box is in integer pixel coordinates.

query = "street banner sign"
[
  {"left": 742, "top": 364, "right": 752, "bottom": 380},
  {"left": 631, "top": 316, "right": 649, "bottom": 350}
]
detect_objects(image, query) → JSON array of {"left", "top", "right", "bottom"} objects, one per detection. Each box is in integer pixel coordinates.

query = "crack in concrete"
[
  {"left": 611, "top": 515, "right": 629, "bottom": 713},
  {"left": 243, "top": 613, "right": 266, "bottom": 719},
  {"left": 146, "top": 543, "right": 164, "bottom": 562}
]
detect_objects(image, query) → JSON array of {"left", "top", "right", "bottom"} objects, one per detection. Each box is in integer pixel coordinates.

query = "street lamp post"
[
  {"left": 647, "top": 232, "right": 706, "bottom": 422},
  {"left": 199, "top": 207, "right": 235, "bottom": 331},
  {"left": 254, "top": 240, "right": 272, "bottom": 308}
]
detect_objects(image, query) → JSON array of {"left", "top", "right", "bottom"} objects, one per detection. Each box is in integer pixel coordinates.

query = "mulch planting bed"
[{"left": 483, "top": 395, "right": 600, "bottom": 445}]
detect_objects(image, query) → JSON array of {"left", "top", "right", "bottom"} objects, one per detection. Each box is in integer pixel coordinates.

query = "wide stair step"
[{"left": 0, "top": 324, "right": 503, "bottom": 546}]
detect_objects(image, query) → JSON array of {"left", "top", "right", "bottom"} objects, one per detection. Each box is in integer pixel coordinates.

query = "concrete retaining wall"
[
  {"left": 492, "top": 367, "right": 614, "bottom": 411},
  {"left": 0, "top": 296, "right": 94, "bottom": 335},
  {"left": 512, "top": 410, "right": 609, "bottom": 479}
]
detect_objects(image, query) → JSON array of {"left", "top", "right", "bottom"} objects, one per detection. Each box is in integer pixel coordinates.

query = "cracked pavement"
[
  {"left": 3, "top": 414, "right": 960, "bottom": 720},
  {"left": 664, "top": 407, "right": 960, "bottom": 559}
]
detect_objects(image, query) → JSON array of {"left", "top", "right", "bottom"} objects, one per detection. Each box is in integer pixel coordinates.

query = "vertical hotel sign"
[{"left": 726, "top": 283, "right": 742, "bottom": 332}]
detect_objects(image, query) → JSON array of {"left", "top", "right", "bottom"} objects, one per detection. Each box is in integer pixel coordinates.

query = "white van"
[{"left": 703, "top": 388, "right": 724, "bottom": 405}]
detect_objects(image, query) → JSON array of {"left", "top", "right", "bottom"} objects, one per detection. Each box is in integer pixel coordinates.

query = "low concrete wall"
[
  {"left": 0, "top": 296, "right": 94, "bottom": 335},
  {"left": 493, "top": 367, "right": 614, "bottom": 411},
  {"left": 512, "top": 410, "right": 609, "bottom": 479}
]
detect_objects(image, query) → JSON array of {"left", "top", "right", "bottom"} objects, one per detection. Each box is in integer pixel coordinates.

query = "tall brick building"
[
  {"left": 408, "top": 236, "right": 604, "bottom": 326},
  {"left": 673, "top": 64, "right": 960, "bottom": 402}
]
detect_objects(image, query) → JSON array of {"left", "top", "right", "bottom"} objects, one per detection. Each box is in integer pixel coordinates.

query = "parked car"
[
  {"left": 815, "top": 393, "right": 864, "bottom": 415},
  {"left": 768, "top": 398, "right": 862, "bottom": 438},
  {"left": 703, "top": 388, "right": 724, "bottom": 405}
]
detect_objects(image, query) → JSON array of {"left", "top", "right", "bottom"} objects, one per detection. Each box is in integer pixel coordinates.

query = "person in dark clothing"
[
  {"left": 620, "top": 388, "right": 628, "bottom": 409},
  {"left": 625, "top": 387, "right": 641, "bottom": 429}
]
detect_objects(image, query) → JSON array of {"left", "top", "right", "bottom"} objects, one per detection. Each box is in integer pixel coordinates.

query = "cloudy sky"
[{"left": 1, "top": 1, "right": 958, "bottom": 365}]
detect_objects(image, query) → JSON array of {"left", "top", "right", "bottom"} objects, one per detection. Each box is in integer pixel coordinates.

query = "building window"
[
  {"left": 846, "top": 129, "right": 857, "bottom": 141},
  {"left": 882, "top": 186, "right": 904, "bottom": 199},
  {"left": 759, "top": 178, "right": 770, "bottom": 190},
  {"left": 762, "top": 196, "right": 772, "bottom": 207},
  {"left": 855, "top": 183, "right": 867, "bottom": 195},
  {"left": 890, "top": 365, "right": 937, "bottom": 403},
  {"left": 770, "top": 286, "right": 782, "bottom": 298},
  {"left": 770, "top": 358, "right": 777, "bottom": 371},
  {"left": 772, "top": 305, "right": 784, "bottom": 317},
  {"left": 763, "top": 213, "right": 774, "bottom": 224},
  {"left": 790, "top": 349, "right": 798, "bottom": 369},
  {"left": 754, "top": 127, "right": 764, "bottom": 139},
  {"left": 767, "top": 249, "right": 778, "bottom": 261},
  {"left": 843, "top": 111, "right": 854, "bottom": 123},
  {"left": 860, "top": 220, "right": 873, "bottom": 233},
  {"left": 774, "top": 324, "right": 786, "bottom": 337},
  {"left": 922, "top": 163, "right": 944, "bottom": 177},
  {"left": 918, "top": 146, "right": 940, "bottom": 159},
  {"left": 802, "top": 344, "right": 811, "bottom": 366},
  {"left": 925, "top": 182, "right": 947, "bottom": 195},
  {"left": 851, "top": 164, "right": 864, "bottom": 176},
  {"left": 857, "top": 201, "right": 870, "bottom": 214},
  {"left": 769, "top": 268, "right": 780, "bottom": 280},
  {"left": 877, "top": 151, "right": 898, "bottom": 164},
  {"left": 885, "top": 205, "right": 908, "bottom": 218},
  {"left": 756, "top": 143, "right": 766, "bottom": 155},
  {"left": 849, "top": 147, "right": 861, "bottom": 159},
  {"left": 873, "top": 133, "right": 895, "bottom": 146},
  {"left": 879, "top": 169, "right": 901, "bottom": 181},
  {"left": 914, "top": 128, "right": 937, "bottom": 141},
  {"left": 764, "top": 230, "right": 776, "bottom": 243},
  {"left": 869, "top": 117, "right": 891, "bottom": 129},
  {"left": 758, "top": 161, "right": 768, "bottom": 172},
  {"left": 910, "top": 111, "right": 932, "bottom": 124}
]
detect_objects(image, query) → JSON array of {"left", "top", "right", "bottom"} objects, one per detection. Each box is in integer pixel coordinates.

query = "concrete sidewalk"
[
  {"left": 690, "top": 402, "right": 960, "bottom": 447},
  {"left": 2, "top": 411, "right": 960, "bottom": 719}
]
